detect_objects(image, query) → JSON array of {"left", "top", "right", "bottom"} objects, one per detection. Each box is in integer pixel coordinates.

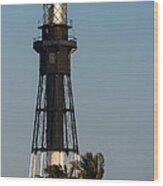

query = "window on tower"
[{"left": 49, "top": 52, "right": 56, "bottom": 64}]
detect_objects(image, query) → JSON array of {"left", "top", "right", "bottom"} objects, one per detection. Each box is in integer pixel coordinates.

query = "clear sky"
[{"left": 2, "top": 2, "right": 154, "bottom": 180}]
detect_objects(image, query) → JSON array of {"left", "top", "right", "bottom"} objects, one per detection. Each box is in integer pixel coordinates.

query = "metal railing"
[
  {"left": 33, "top": 36, "right": 42, "bottom": 42},
  {"left": 37, "top": 19, "right": 73, "bottom": 28},
  {"left": 33, "top": 35, "right": 77, "bottom": 42}
]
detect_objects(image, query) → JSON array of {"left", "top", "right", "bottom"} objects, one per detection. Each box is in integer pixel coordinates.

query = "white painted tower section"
[{"left": 48, "top": 151, "right": 64, "bottom": 167}]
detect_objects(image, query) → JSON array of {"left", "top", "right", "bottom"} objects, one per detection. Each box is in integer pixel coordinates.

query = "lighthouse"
[{"left": 29, "top": 3, "right": 79, "bottom": 178}]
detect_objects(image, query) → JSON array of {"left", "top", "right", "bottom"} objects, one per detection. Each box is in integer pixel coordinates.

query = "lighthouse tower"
[{"left": 29, "top": 4, "right": 79, "bottom": 178}]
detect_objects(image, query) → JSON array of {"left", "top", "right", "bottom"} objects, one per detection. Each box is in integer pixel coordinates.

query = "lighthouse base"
[{"left": 48, "top": 151, "right": 64, "bottom": 167}]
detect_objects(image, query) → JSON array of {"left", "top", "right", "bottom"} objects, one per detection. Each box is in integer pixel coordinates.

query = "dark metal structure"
[{"left": 29, "top": 4, "right": 79, "bottom": 178}]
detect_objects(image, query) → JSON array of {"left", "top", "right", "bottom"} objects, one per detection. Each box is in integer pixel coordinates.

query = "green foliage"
[
  {"left": 44, "top": 152, "right": 104, "bottom": 179},
  {"left": 79, "top": 152, "right": 104, "bottom": 179},
  {"left": 44, "top": 164, "right": 67, "bottom": 178}
]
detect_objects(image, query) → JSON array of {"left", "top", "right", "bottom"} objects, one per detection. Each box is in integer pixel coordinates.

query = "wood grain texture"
[{"left": 154, "top": 1, "right": 158, "bottom": 181}]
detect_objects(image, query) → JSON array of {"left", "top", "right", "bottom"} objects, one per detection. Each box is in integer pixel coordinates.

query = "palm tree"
[
  {"left": 44, "top": 164, "right": 68, "bottom": 178},
  {"left": 79, "top": 152, "right": 104, "bottom": 179},
  {"left": 44, "top": 152, "right": 105, "bottom": 179},
  {"left": 44, "top": 163, "right": 79, "bottom": 179}
]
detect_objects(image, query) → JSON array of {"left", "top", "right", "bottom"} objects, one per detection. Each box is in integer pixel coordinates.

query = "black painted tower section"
[{"left": 30, "top": 23, "right": 79, "bottom": 166}]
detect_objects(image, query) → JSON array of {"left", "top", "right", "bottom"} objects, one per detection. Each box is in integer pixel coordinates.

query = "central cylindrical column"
[{"left": 42, "top": 3, "right": 72, "bottom": 167}]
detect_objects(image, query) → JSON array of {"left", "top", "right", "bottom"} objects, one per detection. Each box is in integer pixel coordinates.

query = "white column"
[
  {"left": 48, "top": 151, "right": 64, "bottom": 167},
  {"left": 28, "top": 153, "right": 34, "bottom": 177}
]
